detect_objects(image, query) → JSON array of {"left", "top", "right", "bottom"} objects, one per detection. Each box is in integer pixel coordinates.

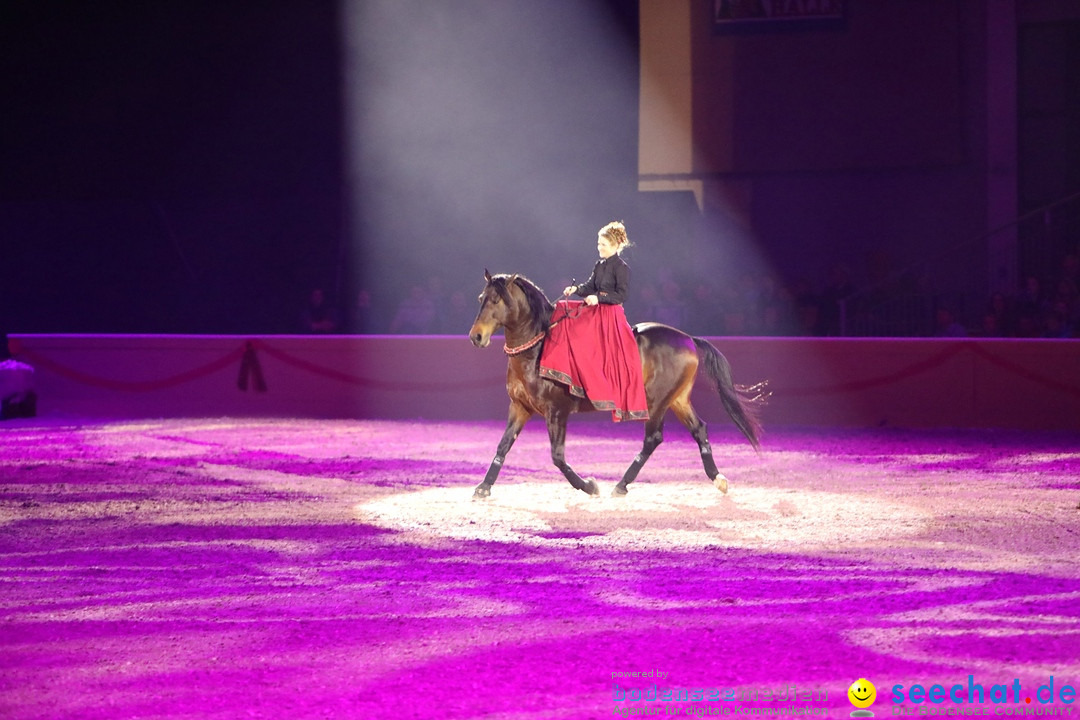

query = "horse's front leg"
[
  {"left": 546, "top": 410, "right": 599, "bottom": 497},
  {"left": 474, "top": 403, "right": 531, "bottom": 499}
]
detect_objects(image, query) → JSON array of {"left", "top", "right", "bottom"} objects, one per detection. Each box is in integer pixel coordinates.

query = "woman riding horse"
[
  {"left": 541, "top": 221, "right": 648, "bottom": 422},
  {"left": 469, "top": 251, "right": 767, "bottom": 499}
]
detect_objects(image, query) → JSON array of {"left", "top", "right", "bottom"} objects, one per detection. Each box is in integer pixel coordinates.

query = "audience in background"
[
  {"left": 300, "top": 288, "right": 340, "bottom": 334},
  {"left": 982, "top": 292, "right": 1017, "bottom": 337},
  {"left": 440, "top": 290, "right": 474, "bottom": 335},
  {"left": 389, "top": 284, "right": 437, "bottom": 334},
  {"left": 977, "top": 311, "right": 1002, "bottom": 338},
  {"left": 353, "top": 239, "right": 1080, "bottom": 338},
  {"left": 685, "top": 282, "right": 723, "bottom": 335},
  {"left": 933, "top": 307, "right": 968, "bottom": 337},
  {"left": 817, "top": 263, "right": 855, "bottom": 336},
  {"left": 789, "top": 277, "right": 823, "bottom": 336},
  {"left": 353, "top": 289, "right": 372, "bottom": 334},
  {"left": 650, "top": 276, "right": 690, "bottom": 329}
]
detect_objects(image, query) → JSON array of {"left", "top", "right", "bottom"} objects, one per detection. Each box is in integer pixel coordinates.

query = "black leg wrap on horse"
[
  {"left": 691, "top": 422, "right": 720, "bottom": 479},
  {"left": 482, "top": 455, "right": 504, "bottom": 486},
  {"left": 700, "top": 444, "right": 720, "bottom": 479},
  {"left": 620, "top": 453, "right": 647, "bottom": 486},
  {"left": 556, "top": 463, "right": 584, "bottom": 490}
]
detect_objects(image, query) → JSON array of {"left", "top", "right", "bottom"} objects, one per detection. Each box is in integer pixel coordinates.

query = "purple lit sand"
[{"left": 1, "top": 418, "right": 1078, "bottom": 718}]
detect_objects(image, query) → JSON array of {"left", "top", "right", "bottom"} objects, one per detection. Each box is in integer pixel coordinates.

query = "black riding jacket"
[{"left": 573, "top": 255, "right": 630, "bottom": 305}]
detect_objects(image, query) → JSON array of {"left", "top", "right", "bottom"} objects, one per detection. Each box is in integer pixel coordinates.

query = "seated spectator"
[
  {"left": 1015, "top": 275, "right": 1046, "bottom": 319},
  {"left": 789, "top": 277, "right": 822, "bottom": 336},
  {"left": 933, "top": 307, "right": 967, "bottom": 337},
  {"left": 300, "top": 288, "right": 340, "bottom": 333},
  {"left": 986, "top": 292, "right": 1017, "bottom": 337},
  {"left": 685, "top": 282, "right": 723, "bottom": 335},
  {"left": 1015, "top": 313, "right": 1043, "bottom": 338},
  {"left": 438, "top": 289, "right": 474, "bottom": 335},
  {"left": 353, "top": 289, "right": 373, "bottom": 334},
  {"left": 651, "top": 279, "right": 688, "bottom": 329},
  {"left": 1050, "top": 275, "right": 1080, "bottom": 329},
  {"left": 716, "top": 285, "right": 747, "bottom": 336},
  {"left": 390, "top": 285, "right": 436, "bottom": 334},
  {"left": 631, "top": 281, "right": 660, "bottom": 324},
  {"left": 978, "top": 313, "right": 997, "bottom": 337},
  {"left": 819, "top": 263, "right": 856, "bottom": 336},
  {"left": 1042, "top": 301, "right": 1074, "bottom": 338},
  {"left": 1057, "top": 252, "right": 1079, "bottom": 297},
  {"left": 757, "top": 274, "right": 793, "bottom": 336}
]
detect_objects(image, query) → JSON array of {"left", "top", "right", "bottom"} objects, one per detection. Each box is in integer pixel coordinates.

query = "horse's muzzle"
[{"left": 469, "top": 328, "right": 490, "bottom": 348}]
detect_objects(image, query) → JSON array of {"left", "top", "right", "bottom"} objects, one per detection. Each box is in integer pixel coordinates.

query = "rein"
[
  {"left": 549, "top": 286, "right": 585, "bottom": 326},
  {"left": 499, "top": 286, "right": 581, "bottom": 356}
]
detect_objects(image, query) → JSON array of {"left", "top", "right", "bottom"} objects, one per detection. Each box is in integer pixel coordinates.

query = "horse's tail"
[{"left": 692, "top": 336, "right": 770, "bottom": 450}]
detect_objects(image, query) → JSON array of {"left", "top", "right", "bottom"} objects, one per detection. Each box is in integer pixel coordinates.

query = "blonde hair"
[{"left": 599, "top": 221, "right": 630, "bottom": 253}]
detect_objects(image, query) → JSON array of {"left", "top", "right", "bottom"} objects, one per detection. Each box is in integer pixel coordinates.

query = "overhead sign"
[{"left": 713, "top": 0, "right": 845, "bottom": 30}]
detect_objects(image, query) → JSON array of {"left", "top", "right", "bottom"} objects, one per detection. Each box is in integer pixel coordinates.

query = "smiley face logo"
[{"left": 848, "top": 678, "right": 877, "bottom": 709}]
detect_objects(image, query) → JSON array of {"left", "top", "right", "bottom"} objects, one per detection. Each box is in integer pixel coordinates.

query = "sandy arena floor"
[{"left": 1, "top": 417, "right": 1079, "bottom": 719}]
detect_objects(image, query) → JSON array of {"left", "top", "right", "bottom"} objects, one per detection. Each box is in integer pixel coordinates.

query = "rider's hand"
[
  {"left": 585, "top": 295, "right": 599, "bottom": 306},
  {"left": 563, "top": 285, "right": 576, "bottom": 296}
]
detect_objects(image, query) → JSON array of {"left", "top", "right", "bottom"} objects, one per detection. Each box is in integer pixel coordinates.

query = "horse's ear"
[{"left": 484, "top": 269, "right": 492, "bottom": 283}]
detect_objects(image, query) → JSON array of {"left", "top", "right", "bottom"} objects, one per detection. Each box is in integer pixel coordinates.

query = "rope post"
[{"left": 237, "top": 341, "right": 268, "bottom": 392}]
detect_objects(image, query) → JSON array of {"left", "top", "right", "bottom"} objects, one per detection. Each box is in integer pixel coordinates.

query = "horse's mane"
[{"left": 492, "top": 273, "right": 554, "bottom": 330}]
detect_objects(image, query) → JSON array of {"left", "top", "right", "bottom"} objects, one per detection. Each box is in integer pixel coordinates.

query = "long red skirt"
[{"left": 539, "top": 300, "right": 649, "bottom": 421}]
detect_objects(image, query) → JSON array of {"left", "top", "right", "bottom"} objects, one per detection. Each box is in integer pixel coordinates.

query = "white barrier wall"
[{"left": 7, "top": 335, "right": 1080, "bottom": 430}]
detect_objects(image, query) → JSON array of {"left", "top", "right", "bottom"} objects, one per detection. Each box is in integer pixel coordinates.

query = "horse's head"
[
  {"left": 470, "top": 270, "right": 553, "bottom": 348},
  {"left": 469, "top": 269, "right": 516, "bottom": 348}
]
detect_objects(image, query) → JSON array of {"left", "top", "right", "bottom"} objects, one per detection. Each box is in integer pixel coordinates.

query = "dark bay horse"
[{"left": 468, "top": 271, "right": 768, "bottom": 498}]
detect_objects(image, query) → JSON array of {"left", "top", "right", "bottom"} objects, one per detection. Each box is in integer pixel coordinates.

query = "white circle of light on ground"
[{"left": 356, "top": 482, "right": 929, "bottom": 551}]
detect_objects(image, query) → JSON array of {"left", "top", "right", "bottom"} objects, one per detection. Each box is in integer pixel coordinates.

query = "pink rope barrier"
[
  {"left": 12, "top": 338, "right": 1078, "bottom": 400},
  {"left": 771, "top": 341, "right": 1080, "bottom": 399},
  {"left": 10, "top": 338, "right": 498, "bottom": 394}
]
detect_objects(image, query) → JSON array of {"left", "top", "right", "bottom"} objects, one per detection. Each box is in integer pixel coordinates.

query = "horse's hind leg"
[
  {"left": 546, "top": 411, "right": 599, "bottom": 497},
  {"left": 671, "top": 398, "right": 727, "bottom": 493},
  {"left": 613, "top": 415, "right": 665, "bottom": 497},
  {"left": 474, "top": 403, "right": 531, "bottom": 499}
]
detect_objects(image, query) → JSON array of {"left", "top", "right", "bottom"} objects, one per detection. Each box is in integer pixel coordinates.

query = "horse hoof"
[
  {"left": 612, "top": 484, "right": 628, "bottom": 497},
  {"left": 473, "top": 484, "right": 491, "bottom": 499},
  {"left": 713, "top": 473, "right": 729, "bottom": 494},
  {"left": 583, "top": 479, "right": 600, "bottom": 497}
]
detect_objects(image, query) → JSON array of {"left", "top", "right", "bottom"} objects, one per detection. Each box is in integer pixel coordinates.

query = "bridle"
[{"left": 494, "top": 282, "right": 582, "bottom": 356}]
